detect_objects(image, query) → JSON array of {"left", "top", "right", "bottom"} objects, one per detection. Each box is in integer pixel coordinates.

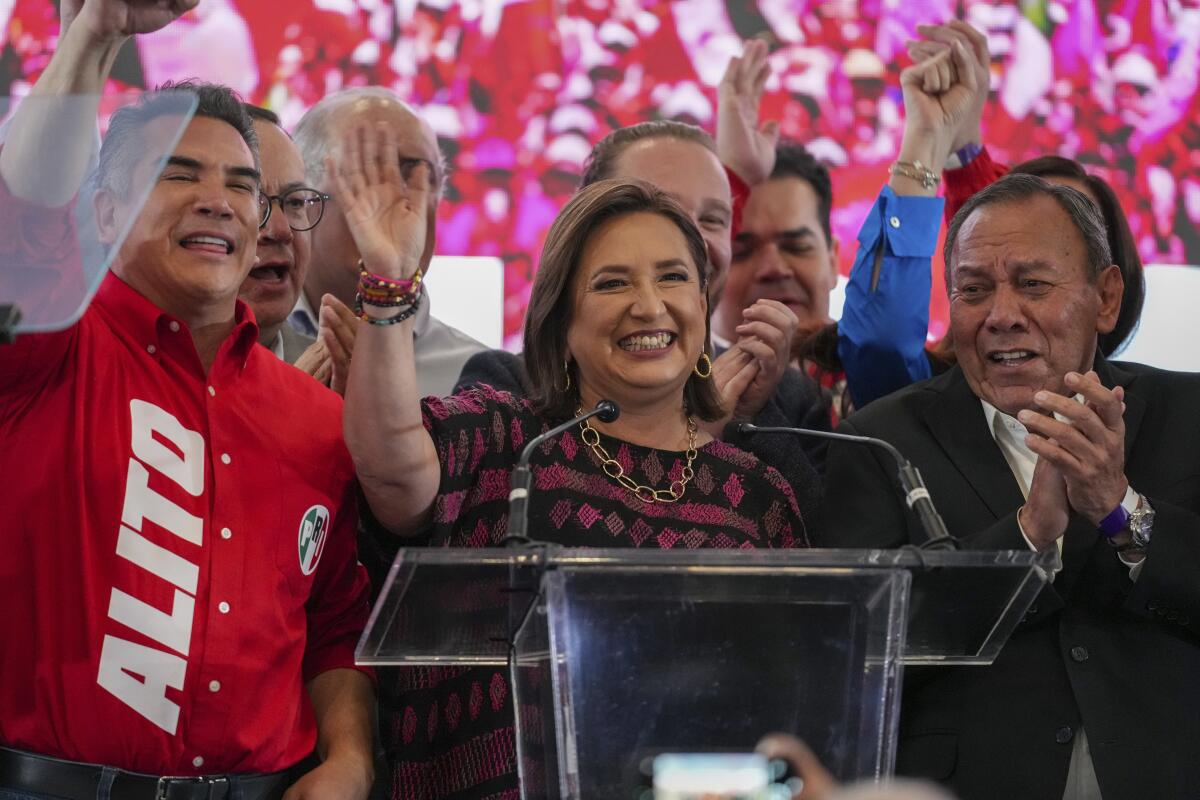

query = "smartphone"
[{"left": 648, "top": 752, "right": 793, "bottom": 800}]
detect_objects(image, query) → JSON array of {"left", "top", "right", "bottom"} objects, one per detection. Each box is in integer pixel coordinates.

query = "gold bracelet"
[{"left": 889, "top": 159, "right": 939, "bottom": 191}]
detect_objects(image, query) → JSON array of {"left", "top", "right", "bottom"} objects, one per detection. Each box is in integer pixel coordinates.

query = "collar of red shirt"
[{"left": 93, "top": 272, "right": 260, "bottom": 370}]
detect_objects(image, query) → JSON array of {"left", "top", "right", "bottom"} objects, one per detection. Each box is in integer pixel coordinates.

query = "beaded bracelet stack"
[{"left": 355, "top": 260, "right": 424, "bottom": 326}]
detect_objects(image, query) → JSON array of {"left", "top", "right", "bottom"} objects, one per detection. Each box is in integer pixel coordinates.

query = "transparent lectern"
[
  {"left": 0, "top": 92, "right": 197, "bottom": 342},
  {"left": 357, "top": 547, "right": 1054, "bottom": 798}
]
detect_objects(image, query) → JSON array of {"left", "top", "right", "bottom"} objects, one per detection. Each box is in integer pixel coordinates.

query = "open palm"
[{"left": 327, "top": 123, "right": 430, "bottom": 280}]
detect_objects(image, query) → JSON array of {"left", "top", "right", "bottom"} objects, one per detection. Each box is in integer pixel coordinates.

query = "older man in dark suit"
[{"left": 822, "top": 173, "right": 1200, "bottom": 800}]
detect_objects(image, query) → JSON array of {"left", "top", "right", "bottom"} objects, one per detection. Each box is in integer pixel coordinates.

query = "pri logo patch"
[{"left": 298, "top": 505, "right": 331, "bottom": 576}]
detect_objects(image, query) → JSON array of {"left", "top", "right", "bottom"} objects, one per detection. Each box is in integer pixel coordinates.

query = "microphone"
[
  {"left": 738, "top": 423, "right": 957, "bottom": 550},
  {"left": 505, "top": 399, "right": 620, "bottom": 544}
]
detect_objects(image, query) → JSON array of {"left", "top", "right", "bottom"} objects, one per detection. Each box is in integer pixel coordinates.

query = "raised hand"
[
  {"left": 1017, "top": 371, "right": 1129, "bottom": 526},
  {"left": 907, "top": 20, "right": 991, "bottom": 154},
  {"left": 72, "top": 0, "right": 199, "bottom": 41},
  {"left": 326, "top": 122, "right": 430, "bottom": 280},
  {"left": 717, "top": 39, "right": 781, "bottom": 187},
  {"left": 897, "top": 37, "right": 980, "bottom": 175}
]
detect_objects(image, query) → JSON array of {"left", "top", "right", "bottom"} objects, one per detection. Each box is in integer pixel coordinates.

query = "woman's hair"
[
  {"left": 1010, "top": 156, "right": 1145, "bottom": 356},
  {"left": 523, "top": 178, "right": 723, "bottom": 422}
]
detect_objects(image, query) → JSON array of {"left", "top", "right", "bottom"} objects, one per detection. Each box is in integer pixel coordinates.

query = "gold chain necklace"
[{"left": 578, "top": 411, "right": 698, "bottom": 503}]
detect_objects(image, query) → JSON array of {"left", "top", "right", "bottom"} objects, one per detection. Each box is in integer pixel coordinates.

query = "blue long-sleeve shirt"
[{"left": 837, "top": 186, "right": 943, "bottom": 409}]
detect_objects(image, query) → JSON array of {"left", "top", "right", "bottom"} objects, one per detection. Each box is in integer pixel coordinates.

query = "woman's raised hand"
[{"left": 326, "top": 122, "right": 431, "bottom": 280}]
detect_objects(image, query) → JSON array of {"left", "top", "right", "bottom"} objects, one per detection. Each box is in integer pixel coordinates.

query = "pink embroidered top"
[{"left": 368, "top": 383, "right": 809, "bottom": 799}]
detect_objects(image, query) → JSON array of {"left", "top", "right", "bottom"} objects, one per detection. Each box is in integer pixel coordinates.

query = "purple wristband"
[{"left": 1097, "top": 503, "right": 1129, "bottom": 537}]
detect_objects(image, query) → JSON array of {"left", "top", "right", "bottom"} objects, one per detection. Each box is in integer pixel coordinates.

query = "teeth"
[
  {"left": 620, "top": 332, "right": 673, "bottom": 351},
  {"left": 182, "top": 235, "right": 230, "bottom": 249},
  {"left": 992, "top": 350, "right": 1033, "bottom": 361}
]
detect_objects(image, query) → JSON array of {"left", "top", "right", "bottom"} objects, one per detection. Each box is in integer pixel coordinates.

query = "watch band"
[{"left": 1098, "top": 503, "right": 1129, "bottom": 537}]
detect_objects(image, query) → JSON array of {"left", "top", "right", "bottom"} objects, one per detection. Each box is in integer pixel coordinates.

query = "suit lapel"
[{"left": 920, "top": 367, "right": 1026, "bottom": 521}]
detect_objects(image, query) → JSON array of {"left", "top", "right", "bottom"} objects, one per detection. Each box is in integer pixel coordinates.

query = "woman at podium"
[{"left": 330, "top": 123, "right": 811, "bottom": 798}]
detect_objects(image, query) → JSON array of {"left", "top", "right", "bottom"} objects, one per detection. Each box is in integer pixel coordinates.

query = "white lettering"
[
  {"left": 129, "top": 399, "right": 205, "bottom": 496},
  {"left": 115, "top": 524, "right": 199, "bottom": 594},
  {"left": 108, "top": 587, "right": 195, "bottom": 656},
  {"left": 121, "top": 460, "right": 203, "bottom": 547},
  {"left": 98, "top": 401, "right": 206, "bottom": 735},
  {"left": 96, "top": 634, "right": 186, "bottom": 734}
]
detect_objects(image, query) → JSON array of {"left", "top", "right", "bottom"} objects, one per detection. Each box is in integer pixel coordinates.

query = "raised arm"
[
  {"left": 0, "top": 0, "right": 196, "bottom": 206},
  {"left": 336, "top": 123, "right": 441, "bottom": 537},
  {"left": 838, "top": 38, "right": 979, "bottom": 408}
]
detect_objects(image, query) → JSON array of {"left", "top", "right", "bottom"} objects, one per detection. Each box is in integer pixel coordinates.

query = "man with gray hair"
[
  {"left": 288, "top": 87, "right": 485, "bottom": 396},
  {"left": 821, "top": 173, "right": 1200, "bottom": 798}
]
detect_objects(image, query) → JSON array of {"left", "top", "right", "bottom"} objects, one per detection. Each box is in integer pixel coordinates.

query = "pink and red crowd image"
[{"left": 3, "top": 0, "right": 1198, "bottom": 344}]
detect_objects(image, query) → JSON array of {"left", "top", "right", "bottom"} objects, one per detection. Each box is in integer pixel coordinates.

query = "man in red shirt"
[{"left": 0, "top": 2, "right": 374, "bottom": 798}]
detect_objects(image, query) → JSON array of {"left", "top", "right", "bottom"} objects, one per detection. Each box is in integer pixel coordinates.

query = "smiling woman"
[{"left": 338, "top": 165, "right": 812, "bottom": 797}]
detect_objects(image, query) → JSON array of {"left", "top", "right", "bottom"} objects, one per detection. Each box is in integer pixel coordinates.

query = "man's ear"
[
  {"left": 1095, "top": 264, "right": 1124, "bottom": 335},
  {"left": 93, "top": 187, "right": 121, "bottom": 246},
  {"left": 828, "top": 236, "right": 841, "bottom": 283}
]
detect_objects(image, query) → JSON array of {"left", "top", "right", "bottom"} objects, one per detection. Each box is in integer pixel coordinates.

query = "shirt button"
[
  {"left": 192, "top": 756, "right": 204, "bottom": 768},
  {"left": 208, "top": 386, "right": 216, "bottom": 397},
  {"left": 209, "top": 680, "right": 221, "bottom": 693},
  {"left": 218, "top": 601, "right": 230, "bottom": 614},
  {"left": 1055, "top": 726, "right": 1074, "bottom": 744},
  {"left": 169, "top": 321, "right": 180, "bottom": 332},
  {"left": 220, "top": 453, "right": 231, "bottom": 465},
  {"left": 146, "top": 344, "right": 157, "bottom": 355},
  {"left": 889, "top": 215, "right": 901, "bottom": 228},
  {"left": 1069, "top": 646, "right": 1089, "bottom": 663},
  {"left": 220, "top": 527, "right": 232, "bottom": 540}
]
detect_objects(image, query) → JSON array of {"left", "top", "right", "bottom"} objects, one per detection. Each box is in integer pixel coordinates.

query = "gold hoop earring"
[
  {"left": 693, "top": 353, "right": 713, "bottom": 379},
  {"left": 563, "top": 360, "right": 572, "bottom": 391}
]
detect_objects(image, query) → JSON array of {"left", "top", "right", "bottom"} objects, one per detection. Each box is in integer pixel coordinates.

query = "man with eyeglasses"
[
  {"left": 238, "top": 105, "right": 323, "bottom": 363},
  {"left": 290, "top": 87, "right": 487, "bottom": 397}
]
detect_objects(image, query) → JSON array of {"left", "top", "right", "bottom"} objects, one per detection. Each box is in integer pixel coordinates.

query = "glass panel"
[
  {"left": 0, "top": 92, "right": 198, "bottom": 335},
  {"left": 542, "top": 566, "right": 909, "bottom": 797},
  {"left": 356, "top": 547, "right": 1053, "bottom": 666}
]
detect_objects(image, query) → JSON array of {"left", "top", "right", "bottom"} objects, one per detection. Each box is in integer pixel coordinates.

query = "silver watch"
[{"left": 1128, "top": 495, "right": 1155, "bottom": 548}]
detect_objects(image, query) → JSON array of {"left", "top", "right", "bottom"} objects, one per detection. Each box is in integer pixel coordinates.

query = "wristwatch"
[{"left": 1098, "top": 488, "right": 1154, "bottom": 551}]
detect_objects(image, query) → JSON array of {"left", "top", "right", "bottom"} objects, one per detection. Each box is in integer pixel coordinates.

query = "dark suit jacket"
[
  {"left": 821, "top": 359, "right": 1200, "bottom": 800},
  {"left": 454, "top": 348, "right": 830, "bottom": 532}
]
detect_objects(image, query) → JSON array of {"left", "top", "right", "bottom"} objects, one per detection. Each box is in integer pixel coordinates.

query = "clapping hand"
[
  {"left": 1018, "top": 371, "right": 1129, "bottom": 527},
  {"left": 326, "top": 123, "right": 431, "bottom": 281},
  {"left": 717, "top": 38, "right": 781, "bottom": 187}
]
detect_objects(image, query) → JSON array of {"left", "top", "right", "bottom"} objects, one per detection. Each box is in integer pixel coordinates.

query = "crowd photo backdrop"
[{"left": 3, "top": 0, "right": 1198, "bottom": 349}]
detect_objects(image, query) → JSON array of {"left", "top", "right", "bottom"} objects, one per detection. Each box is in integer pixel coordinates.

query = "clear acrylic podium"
[{"left": 357, "top": 547, "right": 1054, "bottom": 798}]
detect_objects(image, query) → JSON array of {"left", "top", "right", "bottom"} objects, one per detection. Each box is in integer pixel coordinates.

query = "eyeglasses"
[{"left": 258, "top": 187, "right": 330, "bottom": 232}]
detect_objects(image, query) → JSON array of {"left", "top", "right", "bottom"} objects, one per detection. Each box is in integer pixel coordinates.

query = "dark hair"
[
  {"left": 523, "top": 179, "right": 723, "bottom": 422},
  {"left": 98, "top": 80, "right": 258, "bottom": 197},
  {"left": 243, "top": 103, "right": 281, "bottom": 127},
  {"left": 1010, "top": 156, "right": 1144, "bottom": 355},
  {"left": 770, "top": 141, "right": 833, "bottom": 243},
  {"left": 580, "top": 120, "right": 716, "bottom": 188},
  {"left": 945, "top": 173, "right": 1113, "bottom": 286}
]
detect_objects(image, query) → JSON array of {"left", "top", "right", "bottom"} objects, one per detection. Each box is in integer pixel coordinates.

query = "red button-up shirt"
[{"left": 0, "top": 271, "right": 371, "bottom": 775}]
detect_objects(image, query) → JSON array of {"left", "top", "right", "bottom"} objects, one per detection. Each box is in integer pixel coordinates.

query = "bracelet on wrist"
[
  {"left": 355, "top": 289, "right": 422, "bottom": 326},
  {"left": 889, "top": 159, "right": 939, "bottom": 191}
]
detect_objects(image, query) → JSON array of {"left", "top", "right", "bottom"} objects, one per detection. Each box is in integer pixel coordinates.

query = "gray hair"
[
  {"left": 292, "top": 86, "right": 446, "bottom": 193},
  {"left": 944, "top": 173, "right": 1113, "bottom": 290},
  {"left": 98, "top": 80, "right": 258, "bottom": 197}
]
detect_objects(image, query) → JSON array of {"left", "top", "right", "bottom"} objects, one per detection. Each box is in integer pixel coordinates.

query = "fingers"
[
  {"left": 361, "top": 123, "right": 381, "bottom": 188},
  {"left": 901, "top": 47, "right": 952, "bottom": 91},
  {"left": 321, "top": 294, "right": 359, "bottom": 358},
  {"left": 755, "top": 733, "right": 837, "bottom": 800},
  {"left": 1065, "top": 370, "right": 1125, "bottom": 428},
  {"left": 950, "top": 38, "right": 978, "bottom": 93},
  {"left": 721, "top": 354, "right": 760, "bottom": 406},
  {"left": 948, "top": 19, "right": 990, "bottom": 69}
]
